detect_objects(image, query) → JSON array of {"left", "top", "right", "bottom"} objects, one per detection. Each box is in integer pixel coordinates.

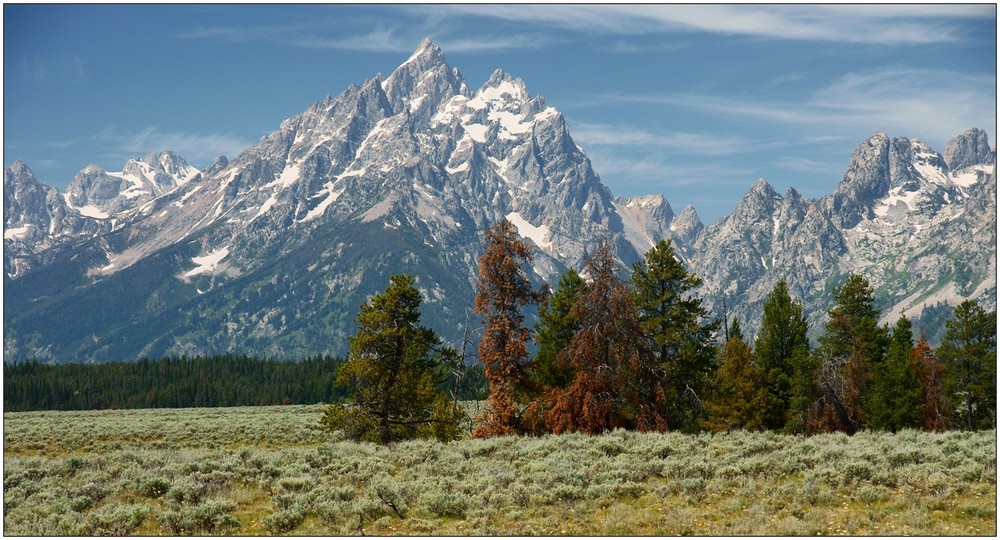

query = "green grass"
[{"left": 4, "top": 404, "right": 996, "bottom": 536}]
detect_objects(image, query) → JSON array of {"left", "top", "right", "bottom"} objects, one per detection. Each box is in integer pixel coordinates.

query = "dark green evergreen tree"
[
  {"left": 938, "top": 300, "right": 997, "bottom": 430},
  {"left": 631, "top": 239, "right": 719, "bottom": 432},
  {"left": 867, "top": 315, "right": 922, "bottom": 431},
  {"left": 703, "top": 334, "right": 769, "bottom": 432},
  {"left": 754, "top": 280, "right": 812, "bottom": 431},
  {"left": 321, "top": 274, "right": 463, "bottom": 443},
  {"left": 729, "top": 317, "right": 744, "bottom": 342},
  {"left": 809, "top": 274, "right": 887, "bottom": 433},
  {"left": 531, "top": 267, "right": 588, "bottom": 390}
]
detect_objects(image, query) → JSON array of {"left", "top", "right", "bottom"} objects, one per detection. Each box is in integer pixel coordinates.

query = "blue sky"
[{"left": 4, "top": 4, "right": 996, "bottom": 222}]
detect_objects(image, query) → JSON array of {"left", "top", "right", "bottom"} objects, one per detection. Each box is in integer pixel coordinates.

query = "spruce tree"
[
  {"left": 867, "top": 315, "right": 922, "bottom": 431},
  {"left": 938, "top": 300, "right": 997, "bottom": 430},
  {"left": 321, "top": 274, "right": 463, "bottom": 443},
  {"left": 531, "top": 268, "right": 588, "bottom": 390},
  {"left": 754, "top": 280, "right": 811, "bottom": 431},
  {"left": 703, "top": 334, "right": 769, "bottom": 432},
  {"left": 632, "top": 239, "right": 719, "bottom": 432},
  {"left": 809, "top": 274, "right": 887, "bottom": 433},
  {"left": 473, "top": 220, "right": 548, "bottom": 437}
]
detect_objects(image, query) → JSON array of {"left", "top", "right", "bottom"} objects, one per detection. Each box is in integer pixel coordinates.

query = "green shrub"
[
  {"left": 69, "top": 495, "right": 94, "bottom": 512},
  {"left": 158, "top": 500, "right": 241, "bottom": 535},
  {"left": 139, "top": 477, "right": 171, "bottom": 498},
  {"left": 78, "top": 503, "right": 151, "bottom": 535},
  {"left": 420, "top": 489, "right": 469, "bottom": 518},
  {"left": 167, "top": 480, "right": 206, "bottom": 505},
  {"left": 262, "top": 504, "right": 306, "bottom": 534}
]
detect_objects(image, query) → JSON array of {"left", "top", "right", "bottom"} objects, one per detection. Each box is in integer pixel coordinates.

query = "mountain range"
[{"left": 4, "top": 38, "right": 996, "bottom": 363}]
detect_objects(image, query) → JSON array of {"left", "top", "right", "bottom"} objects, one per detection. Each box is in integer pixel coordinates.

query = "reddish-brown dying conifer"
[
  {"left": 544, "top": 242, "right": 665, "bottom": 434},
  {"left": 913, "top": 332, "right": 947, "bottom": 431},
  {"left": 472, "top": 220, "right": 547, "bottom": 437}
]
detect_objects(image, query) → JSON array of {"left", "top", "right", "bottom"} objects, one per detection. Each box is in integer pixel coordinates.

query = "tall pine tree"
[
  {"left": 867, "top": 315, "right": 922, "bottom": 431},
  {"left": 544, "top": 242, "right": 667, "bottom": 434},
  {"left": 473, "top": 220, "right": 548, "bottom": 437},
  {"left": 913, "top": 331, "right": 947, "bottom": 431},
  {"left": 703, "top": 332, "right": 769, "bottom": 432},
  {"left": 938, "top": 300, "right": 997, "bottom": 430},
  {"left": 631, "top": 239, "right": 719, "bottom": 432},
  {"left": 809, "top": 274, "right": 887, "bottom": 434},
  {"left": 531, "top": 268, "right": 588, "bottom": 390},
  {"left": 754, "top": 280, "right": 812, "bottom": 432},
  {"left": 321, "top": 275, "right": 463, "bottom": 443}
]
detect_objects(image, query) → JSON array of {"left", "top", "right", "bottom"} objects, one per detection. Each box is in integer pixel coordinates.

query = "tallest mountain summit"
[{"left": 382, "top": 38, "right": 469, "bottom": 122}]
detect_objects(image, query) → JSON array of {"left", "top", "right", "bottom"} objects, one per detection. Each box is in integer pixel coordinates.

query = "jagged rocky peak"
[
  {"left": 63, "top": 151, "right": 200, "bottom": 218},
  {"left": 831, "top": 131, "right": 916, "bottom": 227},
  {"left": 4, "top": 161, "right": 51, "bottom": 225},
  {"left": 203, "top": 155, "right": 229, "bottom": 176},
  {"left": 777, "top": 186, "right": 809, "bottom": 221},
  {"left": 65, "top": 164, "right": 114, "bottom": 208},
  {"left": 7, "top": 159, "right": 35, "bottom": 180},
  {"left": 945, "top": 127, "right": 996, "bottom": 170},
  {"left": 381, "top": 37, "right": 468, "bottom": 122},
  {"left": 729, "top": 178, "right": 781, "bottom": 221},
  {"left": 470, "top": 68, "right": 543, "bottom": 120},
  {"left": 670, "top": 205, "right": 703, "bottom": 245},
  {"left": 620, "top": 193, "right": 671, "bottom": 210},
  {"left": 145, "top": 150, "right": 191, "bottom": 177}
]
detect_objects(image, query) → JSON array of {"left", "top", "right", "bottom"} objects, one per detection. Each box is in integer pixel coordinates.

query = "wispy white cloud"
[
  {"left": 181, "top": 15, "right": 548, "bottom": 54},
  {"left": 585, "top": 147, "right": 753, "bottom": 188},
  {"left": 432, "top": 4, "right": 993, "bottom": 45},
  {"left": 18, "top": 54, "right": 86, "bottom": 84},
  {"left": 809, "top": 68, "right": 997, "bottom": 144},
  {"left": 91, "top": 126, "right": 253, "bottom": 167},
  {"left": 570, "top": 122, "right": 853, "bottom": 159},
  {"left": 773, "top": 157, "right": 842, "bottom": 175},
  {"left": 596, "top": 67, "right": 996, "bottom": 149},
  {"left": 571, "top": 123, "right": 751, "bottom": 156}
]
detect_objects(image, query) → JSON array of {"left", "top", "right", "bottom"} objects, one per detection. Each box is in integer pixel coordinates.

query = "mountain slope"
[
  {"left": 5, "top": 39, "right": 690, "bottom": 363},
  {"left": 3, "top": 40, "right": 995, "bottom": 363}
]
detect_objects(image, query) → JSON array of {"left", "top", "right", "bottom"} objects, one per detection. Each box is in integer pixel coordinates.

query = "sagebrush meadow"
[{"left": 3, "top": 405, "right": 995, "bottom": 536}]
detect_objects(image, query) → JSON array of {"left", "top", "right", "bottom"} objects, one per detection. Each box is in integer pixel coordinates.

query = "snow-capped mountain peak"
[{"left": 3, "top": 38, "right": 994, "bottom": 364}]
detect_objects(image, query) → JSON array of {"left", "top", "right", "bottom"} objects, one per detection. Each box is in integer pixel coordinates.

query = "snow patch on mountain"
[
  {"left": 506, "top": 212, "right": 551, "bottom": 249},
  {"left": 73, "top": 204, "right": 111, "bottom": 219},
  {"left": 184, "top": 246, "right": 230, "bottom": 278},
  {"left": 4, "top": 225, "right": 32, "bottom": 240},
  {"left": 266, "top": 163, "right": 301, "bottom": 189}
]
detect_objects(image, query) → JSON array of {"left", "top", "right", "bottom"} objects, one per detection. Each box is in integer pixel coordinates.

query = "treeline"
[
  {"left": 4, "top": 354, "right": 346, "bottom": 411},
  {"left": 4, "top": 353, "right": 489, "bottom": 412},
  {"left": 326, "top": 220, "right": 997, "bottom": 443}
]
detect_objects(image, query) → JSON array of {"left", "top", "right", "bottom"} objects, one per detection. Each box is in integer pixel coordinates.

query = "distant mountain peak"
[
  {"left": 382, "top": 38, "right": 466, "bottom": 122},
  {"left": 750, "top": 177, "right": 778, "bottom": 196},
  {"left": 409, "top": 37, "right": 443, "bottom": 62},
  {"left": 945, "top": 127, "right": 995, "bottom": 170},
  {"left": 8, "top": 160, "right": 32, "bottom": 176}
]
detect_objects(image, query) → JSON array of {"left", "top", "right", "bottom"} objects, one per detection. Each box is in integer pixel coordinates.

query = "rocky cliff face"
[
  {"left": 688, "top": 131, "right": 996, "bottom": 340},
  {"left": 3, "top": 39, "right": 995, "bottom": 363}
]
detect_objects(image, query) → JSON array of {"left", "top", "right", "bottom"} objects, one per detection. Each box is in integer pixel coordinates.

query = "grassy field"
[{"left": 3, "top": 404, "right": 996, "bottom": 535}]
